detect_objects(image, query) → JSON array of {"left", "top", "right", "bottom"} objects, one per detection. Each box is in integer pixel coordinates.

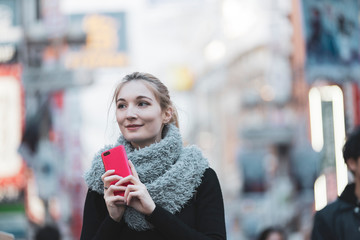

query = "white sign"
[{"left": 0, "top": 76, "right": 22, "bottom": 177}]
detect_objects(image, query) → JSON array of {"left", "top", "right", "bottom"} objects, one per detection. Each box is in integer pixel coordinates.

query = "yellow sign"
[
  {"left": 65, "top": 14, "right": 128, "bottom": 69},
  {"left": 173, "top": 67, "right": 194, "bottom": 91},
  {"left": 66, "top": 52, "right": 127, "bottom": 69}
]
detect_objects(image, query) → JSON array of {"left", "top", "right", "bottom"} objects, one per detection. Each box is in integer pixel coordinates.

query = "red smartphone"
[{"left": 101, "top": 145, "right": 132, "bottom": 196}]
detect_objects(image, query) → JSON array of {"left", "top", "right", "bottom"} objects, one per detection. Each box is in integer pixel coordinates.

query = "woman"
[{"left": 80, "top": 72, "right": 226, "bottom": 239}]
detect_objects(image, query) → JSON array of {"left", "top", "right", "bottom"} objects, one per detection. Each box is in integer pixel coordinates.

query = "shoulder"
[
  {"left": 315, "top": 198, "right": 346, "bottom": 221},
  {"left": 83, "top": 188, "right": 107, "bottom": 215},
  {"left": 317, "top": 199, "right": 338, "bottom": 214},
  {"left": 193, "top": 168, "right": 225, "bottom": 214},
  {"left": 201, "top": 168, "right": 218, "bottom": 181},
  {"left": 197, "top": 168, "right": 222, "bottom": 193},
  {"left": 313, "top": 197, "right": 356, "bottom": 239}
]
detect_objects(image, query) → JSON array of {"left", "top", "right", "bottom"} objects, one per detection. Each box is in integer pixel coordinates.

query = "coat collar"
[{"left": 339, "top": 183, "right": 359, "bottom": 206}]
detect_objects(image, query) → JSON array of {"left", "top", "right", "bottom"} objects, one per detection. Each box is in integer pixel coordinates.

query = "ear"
[
  {"left": 162, "top": 107, "right": 173, "bottom": 124},
  {"left": 346, "top": 158, "right": 357, "bottom": 172}
]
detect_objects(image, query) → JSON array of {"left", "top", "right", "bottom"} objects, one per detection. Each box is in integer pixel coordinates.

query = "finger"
[
  {"left": 128, "top": 160, "right": 139, "bottom": 179},
  {"left": 104, "top": 185, "right": 127, "bottom": 200},
  {"left": 112, "top": 185, "right": 127, "bottom": 193},
  {"left": 105, "top": 193, "right": 124, "bottom": 201},
  {"left": 114, "top": 200, "right": 125, "bottom": 207},
  {"left": 124, "top": 183, "right": 142, "bottom": 192},
  {"left": 119, "top": 175, "right": 139, "bottom": 186},
  {"left": 105, "top": 195, "right": 125, "bottom": 205},
  {"left": 126, "top": 190, "right": 145, "bottom": 206},
  {"left": 101, "top": 169, "right": 115, "bottom": 181},
  {"left": 123, "top": 184, "right": 141, "bottom": 204},
  {"left": 126, "top": 191, "right": 136, "bottom": 205},
  {"left": 104, "top": 186, "right": 115, "bottom": 197},
  {"left": 104, "top": 175, "right": 122, "bottom": 185},
  {"left": 106, "top": 185, "right": 126, "bottom": 195}
]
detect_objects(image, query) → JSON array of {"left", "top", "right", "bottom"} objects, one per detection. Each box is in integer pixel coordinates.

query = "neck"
[{"left": 355, "top": 177, "right": 360, "bottom": 201}]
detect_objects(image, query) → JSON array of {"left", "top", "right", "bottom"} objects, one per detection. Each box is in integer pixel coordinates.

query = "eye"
[
  {"left": 138, "top": 101, "right": 150, "bottom": 107},
  {"left": 117, "top": 103, "right": 126, "bottom": 109}
]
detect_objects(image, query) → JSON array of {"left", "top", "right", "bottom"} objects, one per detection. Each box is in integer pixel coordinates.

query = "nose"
[{"left": 125, "top": 105, "right": 137, "bottom": 119}]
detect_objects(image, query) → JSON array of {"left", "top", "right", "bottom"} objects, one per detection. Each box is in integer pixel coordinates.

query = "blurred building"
[
  {"left": 189, "top": 0, "right": 359, "bottom": 239},
  {"left": 191, "top": 1, "right": 316, "bottom": 238}
]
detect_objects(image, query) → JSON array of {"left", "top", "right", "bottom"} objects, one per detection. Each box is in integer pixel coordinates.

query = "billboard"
[
  {"left": 302, "top": 0, "right": 360, "bottom": 83},
  {"left": 65, "top": 12, "right": 128, "bottom": 69}
]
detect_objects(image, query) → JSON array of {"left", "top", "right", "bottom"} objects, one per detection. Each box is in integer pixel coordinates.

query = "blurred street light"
[
  {"left": 309, "top": 85, "right": 347, "bottom": 196},
  {"left": 314, "top": 174, "right": 326, "bottom": 211},
  {"left": 309, "top": 87, "right": 324, "bottom": 152}
]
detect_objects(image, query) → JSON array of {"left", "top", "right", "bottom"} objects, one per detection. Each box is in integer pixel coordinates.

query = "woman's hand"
[
  {"left": 101, "top": 170, "right": 127, "bottom": 222},
  {"left": 120, "top": 161, "right": 156, "bottom": 215}
]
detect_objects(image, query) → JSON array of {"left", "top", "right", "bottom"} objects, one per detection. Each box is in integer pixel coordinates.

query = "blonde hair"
[{"left": 112, "top": 72, "right": 179, "bottom": 128}]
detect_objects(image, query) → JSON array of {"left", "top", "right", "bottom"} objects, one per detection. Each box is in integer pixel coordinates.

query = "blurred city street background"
[{"left": 1, "top": 0, "right": 360, "bottom": 239}]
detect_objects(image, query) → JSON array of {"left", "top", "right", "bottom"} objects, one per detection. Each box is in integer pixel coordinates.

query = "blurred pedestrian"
[
  {"left": 311, "top": 126, "right": 360, "bottom": 240},
  {"left": 257, "top": 226, "right": 286, "bottom": 240},
  {"left": 80, "top": 72, "right": 226, "bottom": 239},
  {"left": 35, "top": 225, "right": 61, "bottom": 240}
]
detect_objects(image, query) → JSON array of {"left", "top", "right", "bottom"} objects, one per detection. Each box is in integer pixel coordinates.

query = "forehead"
[{"left": 117, "top": 80, "right": 156, "bottom": 99}]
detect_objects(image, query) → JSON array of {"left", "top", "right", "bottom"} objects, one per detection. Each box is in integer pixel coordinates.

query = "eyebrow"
[{"left": 116, "top": 95, "right": 153, "bottom": 102}]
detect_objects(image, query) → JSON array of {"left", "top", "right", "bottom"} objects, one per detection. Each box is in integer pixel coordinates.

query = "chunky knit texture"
[{"left": 84, "top": 124, "right": 209, "bottom": 231}]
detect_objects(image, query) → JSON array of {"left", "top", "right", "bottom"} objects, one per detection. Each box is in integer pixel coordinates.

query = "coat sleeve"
[
  {"left": 80, "top": 189, "right": 126, "bottom": 240},
  {"left": 145, "top": 168, "right": 227, "bottom": 240}
]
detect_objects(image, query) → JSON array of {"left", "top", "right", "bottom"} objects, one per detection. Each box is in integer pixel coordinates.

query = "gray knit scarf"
[{"left": 84, "top": 124, "right": 209, "bottom": 231}]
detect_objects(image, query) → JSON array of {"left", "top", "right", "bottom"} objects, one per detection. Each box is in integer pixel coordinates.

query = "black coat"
[
  {"left": 311, "top": 183, "right": 360, "bottom": 240},
  {"left": 80, "top": 168, "right": 226, "bottom": 240}
]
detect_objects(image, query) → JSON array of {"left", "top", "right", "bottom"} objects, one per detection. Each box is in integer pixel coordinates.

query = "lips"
[{"left": 125, "top": 124, "right": 143, "bottom": 130}]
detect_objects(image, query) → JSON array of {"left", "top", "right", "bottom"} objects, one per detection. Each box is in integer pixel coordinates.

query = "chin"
[{"left": 124, "top": 134, "right": 144, "bottom": 143}]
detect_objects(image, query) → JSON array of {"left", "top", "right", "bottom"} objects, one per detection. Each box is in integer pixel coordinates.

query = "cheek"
[
  {"left": 142, "top": 109, "right": 163, "bottom": 122},
  {"left": 116, "top": 111, "right": 125, "bottom": 124}
]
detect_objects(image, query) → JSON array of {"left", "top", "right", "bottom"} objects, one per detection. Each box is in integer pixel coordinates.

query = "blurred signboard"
[
  {"left": 0, "top": 64, "right": 26, "bottom": 199},
  {"left": 42, "top": 0, "right": 66, "bottom": 39},
  {"left": 302, "top": 0, "right": 360, "bottom": 83},
  {"left": 65, "top": 12, "right": 128, "bottom": 69},
  {"left": 0, "top": 0, "right": 22, "bottom": 64}
]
